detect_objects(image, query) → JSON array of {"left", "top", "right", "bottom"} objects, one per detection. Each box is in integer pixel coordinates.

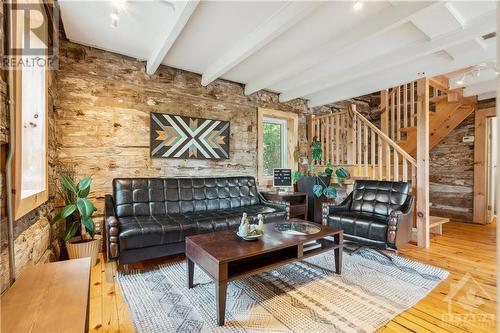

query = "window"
[
  {"left": 263, "top": 117, "right": 287, "bottom": 177},
  {"left": 10, "top": 3, "right": 49, "bottom": 219},
  {"left": 257, "top": 108, "right": 298, "bottom": 186}
]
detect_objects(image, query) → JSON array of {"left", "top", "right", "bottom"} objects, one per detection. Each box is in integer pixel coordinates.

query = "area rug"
[{"left": 117, "top": 248, "right": 448, "bottom": 333}]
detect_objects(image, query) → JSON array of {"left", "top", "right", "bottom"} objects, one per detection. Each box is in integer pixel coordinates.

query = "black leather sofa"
[
  {"left": 104, "top": 176, "right": 289, "bottom": 264},
  {"left": 322, "top": 180, "right": 413, "bottom": 250}
]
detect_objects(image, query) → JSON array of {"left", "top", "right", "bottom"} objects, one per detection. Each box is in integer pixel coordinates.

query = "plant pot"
[
  {"left": 65, "top": 234, "right": 102, "bottom": 267},
  {"left": 296, "top": 175, "right": 331, "bottom": 223}
]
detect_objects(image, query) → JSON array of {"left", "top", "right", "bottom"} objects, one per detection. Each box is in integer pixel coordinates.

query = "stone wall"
[
  {"left": 54, "top": 40, "right": 314, "bottom": 225},
  {"left": 429, "top": 98, "right": 496, "bottom": 222}
]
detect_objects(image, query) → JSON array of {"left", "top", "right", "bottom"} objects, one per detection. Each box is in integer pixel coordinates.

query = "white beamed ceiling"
[{"left": 60, "top": 0, "right": 497, "bottom": 107}]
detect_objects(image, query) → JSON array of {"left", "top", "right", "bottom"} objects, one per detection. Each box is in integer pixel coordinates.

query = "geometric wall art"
[{"left": 150, "top": 112, "right": 230, "bottom": 160}]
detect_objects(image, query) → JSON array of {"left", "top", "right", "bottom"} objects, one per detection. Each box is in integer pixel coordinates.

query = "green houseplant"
[{"left": 50, "top": 173, "right": 101, "bottom": 266}]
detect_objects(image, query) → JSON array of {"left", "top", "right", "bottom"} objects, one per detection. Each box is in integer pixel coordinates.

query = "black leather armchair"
[
  {"left": 104, "top": 176, "right": 289, "bottom": 264},
  {"left": 322, "top": 180, "right": 413, "bottom": 250}
]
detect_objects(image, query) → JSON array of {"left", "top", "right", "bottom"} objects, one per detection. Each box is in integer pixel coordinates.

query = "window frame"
[
  {"left": 257, "top": 108, "right": 298, "bottom": 187},
  {"left": 11, "top": 4, "right": 50, "bottom": 220},
  {"left": 262, "top": 116, "right": 288, "bottom": 178}
]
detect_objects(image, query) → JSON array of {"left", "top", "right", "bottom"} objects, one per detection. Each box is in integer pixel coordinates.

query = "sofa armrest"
[
  {"left": 259, "top": 193, "right": 290, "bottom": 220},
  {"left": 104, "top": 194, "right": 120, "bottom": 261},
  {"left": 321, "top": 193, "right": 352, "bottom": 225},
  {"left": 387, "top": 194, "right": 414, "bottom": 250}
]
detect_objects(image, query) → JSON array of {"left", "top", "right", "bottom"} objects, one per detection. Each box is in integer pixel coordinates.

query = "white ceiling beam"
[
  {"left": 200, "top": 1, "right": 321, "bottom": 86},
  {"left": 244, "top": 1, "right": 438, "bottom": 96},
  {"left": 146, "top": 0, "right": 200, "bottom": 76},
  {"left": 279, "top": 12, "right": 495, "bottom": 102},
  {"left": 478, "top": 91, "right": 497, "bottom": 100},
  {"left": 463, "top": 79, "right": 496, "bottom": 97},
  {"left": 308, "top": 45, "right": 496, "bottom": 108}
]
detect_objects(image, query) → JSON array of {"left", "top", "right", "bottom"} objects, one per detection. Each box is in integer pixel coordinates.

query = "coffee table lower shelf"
[{"left": 186, "top": 224, "right": 343, "bottom": 326}]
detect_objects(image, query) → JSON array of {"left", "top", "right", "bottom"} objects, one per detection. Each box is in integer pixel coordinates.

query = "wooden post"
[
  {"left": 416, "top": 78, "right": 430, "bottom": 248},
  {"left": 307, "top": 114, "right": 315, "bottom": 158},
  {"left": 346, "top": 105, "right": 356, "bottom": 165}
]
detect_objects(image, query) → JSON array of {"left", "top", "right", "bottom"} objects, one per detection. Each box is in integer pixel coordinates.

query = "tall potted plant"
[
  {"left": 293, "top": 140, "right": 338, "bottom": 223},
  {"left": 50, "top": 173, "right": 101, "bottom": 266}
]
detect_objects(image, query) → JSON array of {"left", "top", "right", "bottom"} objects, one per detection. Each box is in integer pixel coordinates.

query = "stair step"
[
  {"left": 399, "top": 127, "right": 417, "bottom": 133},
  {"left": 430, "top": 216, "right": 450, "bottom": 235},
  {"left": 429, "top": 95, "right": 448, "bottom": 103},
  {"left": 430, "top": 216, "right": 449, "bottom": 226}
]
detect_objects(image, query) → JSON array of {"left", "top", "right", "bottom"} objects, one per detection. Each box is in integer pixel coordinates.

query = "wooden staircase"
[
  {"left": 395, "top": 95, "right": 476, "bottom": 157},
  {"left": 379, "top": 79, "right": 477, "bottom": 236}
]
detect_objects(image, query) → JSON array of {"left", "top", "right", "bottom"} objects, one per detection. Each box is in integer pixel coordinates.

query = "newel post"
[
  {"left": 416, "top": 78, "right": 430, "bottom": 248},
  {"left": 346, "top": 104, "right": 357, "bottom": 165}
]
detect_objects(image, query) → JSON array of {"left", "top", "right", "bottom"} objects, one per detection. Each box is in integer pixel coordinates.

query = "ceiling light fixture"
[
  {"left": 456, "top": 73, "right": 466, "bottom": 85},
  {"left": 353, "top": 1, "right": 363, "bottom": 11}
]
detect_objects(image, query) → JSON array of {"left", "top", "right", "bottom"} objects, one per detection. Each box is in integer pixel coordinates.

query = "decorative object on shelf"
[
  {"left": 150, "top": 112, "right": 230, "bottom": 160},
  {"left": 237, "top": 213, "right": 264, "bottom": 241},
  {"left": 50, "top": 173, "right": 101, "bottom": 266}
]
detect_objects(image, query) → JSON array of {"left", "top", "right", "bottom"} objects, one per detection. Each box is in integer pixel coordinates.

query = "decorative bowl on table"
[{"left": 237, "top": 230, "right": 264, "bottom": 241}]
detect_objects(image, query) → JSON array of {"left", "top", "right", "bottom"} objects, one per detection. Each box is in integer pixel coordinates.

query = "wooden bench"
[{"left": 1, "top": 257, "right": 91, "bottom": 333}]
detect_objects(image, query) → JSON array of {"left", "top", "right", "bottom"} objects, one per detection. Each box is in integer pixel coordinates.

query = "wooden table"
[
  {"left": 261, "top": 191, "right": 308, "bottom": 220},
  {"left": 1, "top": 257, "right": 91, "bottom": 333},
  {"left": 185, "top": 219, "right": 343, "bottom": 326}
]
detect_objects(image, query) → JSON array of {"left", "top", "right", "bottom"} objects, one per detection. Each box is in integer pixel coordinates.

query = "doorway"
[{"left": 487, "top": 116, "right": 497, "bottom": 223}]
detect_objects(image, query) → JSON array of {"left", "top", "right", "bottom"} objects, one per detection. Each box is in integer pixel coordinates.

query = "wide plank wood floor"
[{"left": 89, "top": 220, "right": 497, "bottom": 332}]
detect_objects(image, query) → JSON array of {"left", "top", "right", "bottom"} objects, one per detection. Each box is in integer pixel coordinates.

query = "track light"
[
  {"left": 353, "top": 1, "right": 363, "bottom": 11},
  {"left": 456, "top": 73, "right": 466, "bottom": 85}
]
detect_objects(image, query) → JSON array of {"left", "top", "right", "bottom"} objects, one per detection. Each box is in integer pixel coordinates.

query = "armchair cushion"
[{"left": 327, "top": 211, "right": 389, "bottom": 243}]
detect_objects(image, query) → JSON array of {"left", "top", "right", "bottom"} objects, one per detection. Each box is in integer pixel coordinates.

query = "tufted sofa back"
[
  {"left": 113, "top": 177, "right": 261, "bottom": 217},
  {"left": 350, "top": 180, "right": 410, "bottom": 216}
]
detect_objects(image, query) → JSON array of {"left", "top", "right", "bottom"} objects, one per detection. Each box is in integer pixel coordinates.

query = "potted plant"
[
  {"left": 50, "top": 173, "right": 101, "bottom": 266},
  {"left": 293, "top": 140, "right": 338, "bottom": 223}
]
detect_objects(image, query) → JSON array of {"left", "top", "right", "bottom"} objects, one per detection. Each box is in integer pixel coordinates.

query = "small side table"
[{"left": 261, "top": 191, "right": 308, "bottom": 220}]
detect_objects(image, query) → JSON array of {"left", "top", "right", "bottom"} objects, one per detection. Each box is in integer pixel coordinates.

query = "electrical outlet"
[{"left": 462, "top": 136, "right": 474, "bottom": 143}]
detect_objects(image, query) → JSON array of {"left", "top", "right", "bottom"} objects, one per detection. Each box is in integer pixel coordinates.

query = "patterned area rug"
[{"left": 117, "top": 248, "right": 448, "bottom": 333}]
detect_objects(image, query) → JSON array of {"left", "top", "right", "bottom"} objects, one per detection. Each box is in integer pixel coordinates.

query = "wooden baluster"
[
  {"left": 335, "top": 115, "right": 340, "bottom": 165},
  {"left": 410, "top": 82, "right": 415, "bottom": 127},
  {"left": 357, "top": 118, "right": 362, "bottom": 177},
  {"left": 307, "top": 115, "right": 315, "bottom": 155},
  {"left": 364, "top": 124, "right": 368, "bottom": 177},
  {"left": 378, "top": 135, "right": 383, "bottom": 180},
  {"left": 404, "top": 83, "right": 408, "bottom": 129},
  {"left": 390, "top": 91, "right": 395, "bottom": 140},
  {"left": 370, "top": 128, "right": 376, "bottom": 179},
  {"left": 397, "top": 85, "right": 401, "bottom": 141},
  {"left": 402, "top": 158, "right": 408, "bottom": 182},
  {"left": 385, "top": 144, "right": 391, "bottom": 181},
  {"left": 394, "top": 151, "right": 399, "bottom": 181},
  {"left": 325, "top": 117, "right": 330, "bottom": 164}
]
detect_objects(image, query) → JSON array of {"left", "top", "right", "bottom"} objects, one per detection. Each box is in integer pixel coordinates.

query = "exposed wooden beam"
[
  {"left": 146, "top": 1, "right": 199, "bottom": 76},
  {"left": 308, "top": 44, "right": 496, "bottom": 108},
  {"left": 416, "top": 78, "right": 430, "bottom": 248},
  {"left": 463, "top": 79, "right": 496, "bottom": 97},
  {"left": 279, "top": 13, "right": 495, "bottom": 102},
  {"left": 244, "top": 1, "right": 438, "bottom": 96},
  {"left": 200, "top": 1, "right": 321, "bottom": 86}
]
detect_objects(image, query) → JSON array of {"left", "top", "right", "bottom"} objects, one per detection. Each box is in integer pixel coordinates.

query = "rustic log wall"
[
  {"left": 54, "top": 40, "right": 315, "bottom": 224},
  {"left": 429, "top": 98, "right": 496, "bottom": 222}
]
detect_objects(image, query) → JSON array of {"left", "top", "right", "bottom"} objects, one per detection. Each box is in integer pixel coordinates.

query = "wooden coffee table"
[{"left": 185, "top": 219, "right": 343, "bottom": 326}]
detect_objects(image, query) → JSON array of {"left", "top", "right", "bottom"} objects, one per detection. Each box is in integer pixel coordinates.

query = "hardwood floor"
[{"left": 89, "top": 221, "right": 497, "bottom": 332}]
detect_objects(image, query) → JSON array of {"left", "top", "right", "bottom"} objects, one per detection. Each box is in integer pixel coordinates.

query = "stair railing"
[{"left": 308, "top": 104, "right": 416, "bottom": 183}]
